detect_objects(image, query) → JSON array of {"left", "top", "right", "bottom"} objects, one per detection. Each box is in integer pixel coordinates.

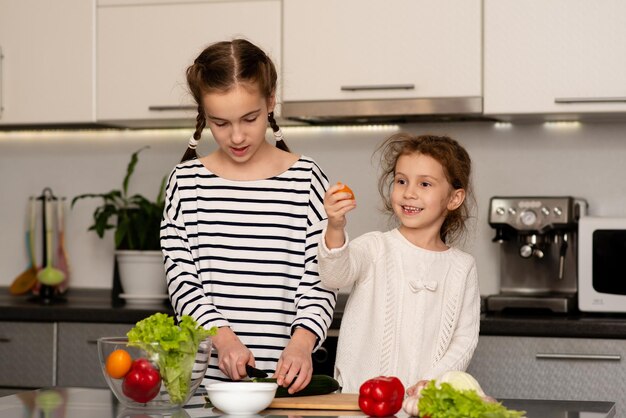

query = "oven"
[{"left": 312, "top": 329, "right": 338, "bottom": 376}]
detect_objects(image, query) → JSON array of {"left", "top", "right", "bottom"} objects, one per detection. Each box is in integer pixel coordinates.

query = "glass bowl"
[{"left": 98, "top": 336, "right": 211, "bottom": 410}]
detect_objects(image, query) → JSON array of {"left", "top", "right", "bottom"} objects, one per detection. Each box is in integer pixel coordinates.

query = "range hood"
[{"left": 281, "top": 96, "right": 484, "bottom": 124}]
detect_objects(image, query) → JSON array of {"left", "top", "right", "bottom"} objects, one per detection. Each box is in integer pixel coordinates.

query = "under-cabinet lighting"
[
  {"left": 542, "top": 121, "right": 582, "bottom": 130},
  {"left": 283, "top": 124, "right": 400, "bottom": 134},
  {"left": 0, "top": 128, "right": 195, "bottom": 142},
  {"left": 0, "top": 125, "right": 401, "bottom": 141},
  {"left": 493, "top": 122, "right": 513, "bottom": 129}
]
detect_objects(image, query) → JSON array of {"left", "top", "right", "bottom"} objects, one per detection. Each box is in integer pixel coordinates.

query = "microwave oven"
[{"left": 578, "top": 216, "right": 626, "bottom": 313}]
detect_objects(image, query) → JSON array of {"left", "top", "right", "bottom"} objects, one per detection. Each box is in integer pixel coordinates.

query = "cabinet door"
[
  {"left": 0, "top": 322, "right": 54, "bottom": 387},
  {"left": 57, "top": 322, "right": 133, "bottom": 388},
  {"left": 484, "top": 0, "right": 626, "bottom": 117},
  {"left": 283, "top": 0, "right": 481, "bottom": 102},
  {"left": 467, "top": 336, "right": 626, "bottom": 410},
  {"left": 0, "top": 0, "right": 94, "bottom": 125},
  {"left": 96, "top": 0, "right": 281, "bottom": 126}
]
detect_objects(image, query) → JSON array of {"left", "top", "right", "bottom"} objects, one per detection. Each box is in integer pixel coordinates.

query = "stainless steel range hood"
[{"left": 281, "top": 96, "right": 484, "bottom": 124}]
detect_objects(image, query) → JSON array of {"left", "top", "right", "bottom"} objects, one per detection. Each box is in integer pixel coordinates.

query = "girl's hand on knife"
[
  {"left": 212, "top": 327, "right": 255, "bottom": 380},
  {"left": 273, "top": 328, "right": 316, "bottom": 394}
]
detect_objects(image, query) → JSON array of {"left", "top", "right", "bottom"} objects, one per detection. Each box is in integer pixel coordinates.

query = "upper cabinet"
[
  {"left": 484, "top": 0, "right": 626, "bottom": 119},
  {"left": 0, "top": 0, "right": 95, "bottom": 126},
  {"left": 96, "top": 0, "right": 281, "bottom": 128},
  {"left": 281, "top": 0, "right": 482, "bottom": 120}
]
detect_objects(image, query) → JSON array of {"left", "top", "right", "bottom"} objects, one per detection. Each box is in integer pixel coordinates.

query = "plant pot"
[{"left": 115, "top": 250, "right": 167, "bottom": 298}]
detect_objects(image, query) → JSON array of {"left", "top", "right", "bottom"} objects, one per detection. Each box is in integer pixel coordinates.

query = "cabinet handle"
[
  {"left": 0, "top": 46, "right": 4, "bottom": 119},
  {"left": 554, "top": 97, "right": 626, "bottom": 104},
  {"left": 340, "top": 84, "right": 415, "bottom": 92},
  {"left": 148, "top": 105, "right": 196, "bottom": 111},
  {"left": 536, "top": 353, "right": 621, "bottom": 361},
  {"left": 0, "top": 337, "right": 10, "bottom": 343},
  {"left": 87, "top": 339, "right": 99, "bottom": 345}
]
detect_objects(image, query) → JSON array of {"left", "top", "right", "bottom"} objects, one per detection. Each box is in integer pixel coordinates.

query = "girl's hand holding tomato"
[
  {"left": 325, "top": 182, "right": 356, "bottom": 229},
  {"left": 324, "top": 182, "right": 357, "bottom": 249}
]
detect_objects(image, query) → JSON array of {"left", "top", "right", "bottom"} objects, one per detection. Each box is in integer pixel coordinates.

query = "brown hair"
[
  {"left": 376, "top": 132, "right": 474, "bottom": 244},
  {"left": 181, "top": 39, "right": 288, "bottom": 162}
]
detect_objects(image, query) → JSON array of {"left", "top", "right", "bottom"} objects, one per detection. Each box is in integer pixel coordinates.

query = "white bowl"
[{"left": 206, "top": 382, "right": 278, "bottom": 415}]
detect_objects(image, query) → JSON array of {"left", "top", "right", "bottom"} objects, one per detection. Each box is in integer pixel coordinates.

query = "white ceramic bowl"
[{"left": 206, "top": 382, "right": 278, "bottom": 415}]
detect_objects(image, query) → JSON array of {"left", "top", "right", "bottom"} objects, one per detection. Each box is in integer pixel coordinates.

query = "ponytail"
[
  {"left": 181, "top": 105, "right": 206, "bottom": 163},
  {"left": 268, "top": 111, "right": 290, "bottom": 152}
]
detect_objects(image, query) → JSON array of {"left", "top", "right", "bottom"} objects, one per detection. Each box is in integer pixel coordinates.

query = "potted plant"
[{"left": 72, "top": 146, "right": 168, "bottom": 299}]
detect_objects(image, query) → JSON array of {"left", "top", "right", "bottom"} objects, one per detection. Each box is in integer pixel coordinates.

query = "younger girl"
[
  {"left": 319, "top": 133, "right": 480, "bottom": 393},
  {"left": 160, "top": 39, "right": 336, "bottom": 393}
]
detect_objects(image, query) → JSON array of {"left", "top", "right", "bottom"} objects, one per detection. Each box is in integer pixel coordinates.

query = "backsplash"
[{"left": 2, "top": 121, "right": 626, "bottom": 296}]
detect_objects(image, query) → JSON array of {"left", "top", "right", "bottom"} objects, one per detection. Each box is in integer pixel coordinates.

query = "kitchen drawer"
[
  {"left": 0, "top": 322, "right": 54, "bottom": 388},
  {"left": 467, "top": 336, "right": 625, "bottom": 410},
  {"left": 56, "top": 322, "right": 133, "bottom": 388}
]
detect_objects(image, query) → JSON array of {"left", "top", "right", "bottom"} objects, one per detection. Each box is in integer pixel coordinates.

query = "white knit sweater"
[{"left": 318, "top": 228, "right": 480, "bottom": 393}]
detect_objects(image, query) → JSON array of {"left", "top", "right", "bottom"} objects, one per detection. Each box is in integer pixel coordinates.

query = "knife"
[{"left": 246, "top": 364, "right": 269, "bottom": 378}]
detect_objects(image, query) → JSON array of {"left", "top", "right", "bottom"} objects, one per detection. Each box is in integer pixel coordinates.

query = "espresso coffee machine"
[{"left": 486, "top": 196, "right": 587, "bottom": 313}]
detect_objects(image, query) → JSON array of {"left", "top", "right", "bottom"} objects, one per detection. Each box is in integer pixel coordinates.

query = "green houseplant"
[
  {"left": 72, "top": 146, "right": 168, "bottom": 298},
  {"left": 71, "top": 146, "right": 166, "bottom": 251}
]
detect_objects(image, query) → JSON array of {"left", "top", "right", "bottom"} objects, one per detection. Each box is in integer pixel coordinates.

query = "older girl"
[{"left": 160, "top": 39, "right": 336, "bottom": 393}]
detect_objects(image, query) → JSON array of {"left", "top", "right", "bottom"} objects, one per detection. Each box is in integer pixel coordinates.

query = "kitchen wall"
[{"left": 1, "top": 120, "right": 625, "bottom": 296}]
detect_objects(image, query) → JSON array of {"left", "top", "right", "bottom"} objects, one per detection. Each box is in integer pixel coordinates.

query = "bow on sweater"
[{"left": 408, "top": 280, "right": 438, "bottom": 293}]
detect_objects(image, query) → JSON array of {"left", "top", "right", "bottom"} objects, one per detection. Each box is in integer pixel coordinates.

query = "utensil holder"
[{"left": 30, "top": 187, "right": 67, "bottom": 305}]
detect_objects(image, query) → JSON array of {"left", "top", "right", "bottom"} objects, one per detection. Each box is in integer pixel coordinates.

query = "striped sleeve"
[
  {"left": 291, "top": 160, "right": 338, "bottom": 348},
  {"left": 160, "top": 166, "right": 230, "bottom": 330}
]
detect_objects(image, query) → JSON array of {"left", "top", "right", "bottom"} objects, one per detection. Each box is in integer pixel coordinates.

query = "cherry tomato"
[
  {"left": 106, "top": 349, "right": 132, "bottom": 379},
  {"left": 334, "top": 182, "right": 355, "bottom": 199}
]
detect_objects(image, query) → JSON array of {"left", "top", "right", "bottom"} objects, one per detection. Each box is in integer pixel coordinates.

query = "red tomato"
[{"left": 122, "top": 358, "right": 161, "bottom": 403}]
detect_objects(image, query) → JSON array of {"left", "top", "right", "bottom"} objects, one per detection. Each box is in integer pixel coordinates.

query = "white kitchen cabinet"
[
  {"left": 0, "top": 0, "right": 95, "bottom": 125},
  {"left": 467, "top": 336, "right": 626, "bottom": 412},
  {"left": 0, "top": 322, "right": 54, "bottom": 388},
  {"left": 57, "top": 322, "right": 133, "bottom": 388},
  {"left": 484, "top": 0, "right": 626, "bottom": 119},
  {"left": 96, "top": 0, "right": 281, "bottom": 127},
  {"left": 282, "top": 0, "right": 481, "bottom": 103}
]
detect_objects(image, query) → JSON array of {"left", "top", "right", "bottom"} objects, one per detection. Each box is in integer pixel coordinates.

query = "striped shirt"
[{"left": 160, "top": 156, "right": 337, "bottom": 383}]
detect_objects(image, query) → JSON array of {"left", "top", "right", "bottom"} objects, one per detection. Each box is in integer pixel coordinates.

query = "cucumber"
[{"left": 254, "top": 374, "right": 341, "bottom": 397}]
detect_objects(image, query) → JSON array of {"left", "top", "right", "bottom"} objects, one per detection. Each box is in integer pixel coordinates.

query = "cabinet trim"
[
  {"left": 282, "top": 97, "right": 483, "bottom": 121},
  {"left": 555, "top": 97, "right": 626, "bottom": 104},
  {"left": 0, "top": 46, "right": 4, "bottom": 119},
  {"left": 340, "top": 84, "right": 415, "bottom": 92},
  {"left": 52, "top": 322, "right": 58, "bottom": 386},
  {"left": 535, "top": 352, "right": 621, "bottom": 361},
  {"left": 148, "top": 105, "right": 197, "bottom": 112}
]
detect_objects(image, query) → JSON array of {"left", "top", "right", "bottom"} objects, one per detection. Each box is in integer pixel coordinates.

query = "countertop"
[
  {"left": 0, "top": 288, "right": 174, "bottom": 324},
  {"left": 3, "top": 288, "right": 626, "bottom": 339},
  {"left": 0, "top": 387, "right": 617, "bottom": 418}
]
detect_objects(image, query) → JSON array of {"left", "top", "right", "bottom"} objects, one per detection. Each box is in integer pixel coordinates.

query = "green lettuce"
[
  {"left": 127, "top": 313, "right": 216, "bottom": 404},
  {"left": 418, "top": 381, "right": 526, "bottom": 418}
]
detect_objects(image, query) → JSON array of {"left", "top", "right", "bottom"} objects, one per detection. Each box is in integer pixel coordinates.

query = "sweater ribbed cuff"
[{"left": 319, "top": 226, "right": 350, "bottom": 257}]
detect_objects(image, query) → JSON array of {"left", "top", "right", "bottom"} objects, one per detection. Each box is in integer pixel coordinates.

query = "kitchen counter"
[
  {"left": 0, "top": 387, "right": 617, "bottom": 418},
  {"left": 480, "top": 310, "right": 626, "bottom": 339},
  {"left": 0, "top": 288, "right": 173, "bottom": 324},
  {"left": 3, "top": 288, "right": 626, "bottom": 338}
]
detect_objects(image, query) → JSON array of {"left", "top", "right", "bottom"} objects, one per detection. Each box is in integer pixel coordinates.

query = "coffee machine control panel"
[{"left": 489, "top": 196, "right": 578, "bottom": 231}]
